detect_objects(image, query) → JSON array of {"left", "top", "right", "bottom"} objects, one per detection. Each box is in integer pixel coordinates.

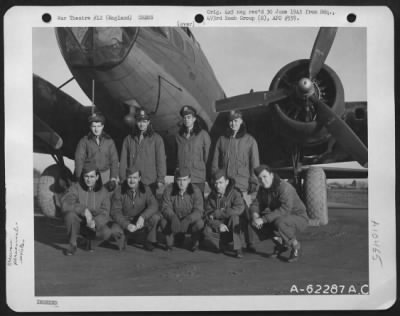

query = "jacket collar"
[
  {"left": 224, "top": 123, "right": 247, "bottom": 139},
  {"left": 178, "top": 120, "right": 202, "bottom": 137},
  {"left": 121, "top": 181, "right": 146, "bottom": 195},
  {"left": 87, "top": 131, "right": 111, "bottom": 140},
  {"left": 171, "top": 182, "right": 194, "bottom": 196},
  {"left": 78, "top": 171, "right": 103, "bottom": 192},
  {"left": 130, "top": 124, "right": 155, "bottom": 138},
  {"left": 210, "top": 178, "right": 236, "bottom": 199},
  {"left": 259, "top": 173, "right": 281, "bottom": 194}
]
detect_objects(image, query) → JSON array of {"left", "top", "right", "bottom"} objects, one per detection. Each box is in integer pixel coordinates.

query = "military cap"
[
  {"left": 135, "top": 109, "right": 150, "bottom": 121},
  {"left": 126, "top": 166, "right": 141, "bottom": 177},
  {"left": 174, "top": 167, "right": 191, "bottom": 179},
  {"left": 82, "top": 159, "right": 97, "bottom": 174},
  {"left": 88, "top": 112, "right": 106, "bottom": 124},
  {"left": 254, "top": 164, "right": 272, "bottom": 177},
  {"left": 228, "top": 110, "right": 243, "bottom": 121},
  {"left": 212, "top": 169, "right": 227, "bottom": 182},
  {"left": 180, "top": 105, "right": 196, "bottom": 117}
]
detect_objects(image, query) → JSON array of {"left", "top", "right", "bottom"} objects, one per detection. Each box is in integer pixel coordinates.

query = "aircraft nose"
[{"left": 56, "top": 27, "right": 138, "bottom": 69}]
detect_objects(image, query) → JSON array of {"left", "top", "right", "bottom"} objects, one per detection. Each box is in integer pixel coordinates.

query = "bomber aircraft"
[{"left": 33, "top": 27, "right": 368, "bottom": 224}]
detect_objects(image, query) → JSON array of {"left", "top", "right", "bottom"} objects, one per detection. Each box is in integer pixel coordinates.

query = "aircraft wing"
[
  {"left": 33, "top": 74, "right": 92, "bottom": 159},
  {"left": 273, "top": 165, "right": 368, "bottom": 180}
]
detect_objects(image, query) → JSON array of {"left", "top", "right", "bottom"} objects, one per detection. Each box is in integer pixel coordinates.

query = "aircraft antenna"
[{"left": 91, "top": 79, "right": 95, "bottom": 114}]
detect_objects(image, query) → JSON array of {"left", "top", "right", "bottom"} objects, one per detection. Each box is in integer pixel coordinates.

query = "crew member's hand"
[
  {"left": 219, "top": 224, "right": 229, "bottom": 233},
  {"left": 127, "top": 223, "right": 137, "bottom": 233},
  {"left": 180, "top": 217, "right": 192, "bottom": 233},
  {"left": 87, "top": 219, "right": 96, "bottom": 230},
  {"left": 84, "top": 208, "right": 93, "bottom": 222},
  {"left": 253, "top": 218, "right": 264, "bottom": 229},
  {"left": 136, "top": 216, "right": 145, "bottom": 230},
  {"left": 170, "top": 215, "right": 181, "bottom": 233}
]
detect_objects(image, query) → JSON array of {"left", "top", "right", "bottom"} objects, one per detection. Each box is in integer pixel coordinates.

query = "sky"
[{"left": 33, "top": 27, "right": 367, "bottom": 173}]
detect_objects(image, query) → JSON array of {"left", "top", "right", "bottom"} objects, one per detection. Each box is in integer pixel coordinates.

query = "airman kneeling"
[
  {"left": 203, "top": 169, "right": 246, "bottom": 258},
  {"left": 61, "top": 159, "right": 113, "bottom": 255},
  {"left": 160, "top": 167, "right": 204, "bottom": 252},
  {"left": 249, "top": 165, "right": 308, "bottom": 262},
  {"left": 110, "top": 167, "right": 160, "bottom": 251}
]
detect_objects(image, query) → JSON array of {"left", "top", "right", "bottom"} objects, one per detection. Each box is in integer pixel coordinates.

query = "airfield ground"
[{"left": 34, "top": 204, "right": 368, "bottom": 296}]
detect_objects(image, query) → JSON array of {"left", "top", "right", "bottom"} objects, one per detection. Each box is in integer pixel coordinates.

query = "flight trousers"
[
  {"left": 203, "top": 214, "right": 243, "bottom": 251},
  {"left": 110, "top": 213, "right": 161, "bottom": 245},
  {"left": 249, "top": 214, "right": 308, "bottom": 245},
  {"left": 160, "top": 217, "right": 204, "bottom": 247},
  {"left": 64, "top": 211, "right": 112, "bottom": 246}
]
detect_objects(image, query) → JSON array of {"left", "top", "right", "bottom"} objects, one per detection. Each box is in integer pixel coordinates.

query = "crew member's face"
[
  {"left": 258, "top": 169, "right": 274, "bottom": 189},
  {"left": 83, "top": 170, "right": 99, "bottom": 189},
  {"left": 215, "top": 176, "right": 229, "bottom": 195},
  {"left": 229, "top": 117, "right": 243, "bottom": 132},
  {"left": 90, "top": 122, "right": 104, "bottom": 137},
  {"left": 127, "top": 171, "right": 141, "bottom": 189},
  {"left": 183, "top": 114, "right": 196, "bottom": 129},
  {"left": 137, "top": 119, "right": 150, "bottom": 132},
  {"left": 176, "top": 176, "right": 190, "bottom": 192}
]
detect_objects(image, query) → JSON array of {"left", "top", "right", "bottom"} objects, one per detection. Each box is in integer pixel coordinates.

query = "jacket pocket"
[
  {"left": 192, "top": 159, "right": 205, "bottom": 172},
  {"left": 237, "top": 166, "right": 249, "bottom": 177}
]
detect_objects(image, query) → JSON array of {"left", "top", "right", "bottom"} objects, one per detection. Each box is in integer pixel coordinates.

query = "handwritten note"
[
  {"left": 371, "top": 220, "right": 382, "bottom": 267},
  {"left": 7, "top": 222, "right": 25, "bottom": 266}
]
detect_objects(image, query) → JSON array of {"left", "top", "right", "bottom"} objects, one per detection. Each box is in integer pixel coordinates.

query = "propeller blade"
[
  {"left": 215, "top": 88, "right": 290, "bottom": 113},
  {"left": 310, "top": 96, "right": 368, "bottom": 166},
  {"left": 309, "top": 27, "right": 338, "bottom": 79}
]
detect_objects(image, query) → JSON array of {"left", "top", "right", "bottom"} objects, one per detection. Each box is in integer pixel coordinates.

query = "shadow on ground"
[{"left": 34, "top": 208, "right": 368, "bottom": 296}]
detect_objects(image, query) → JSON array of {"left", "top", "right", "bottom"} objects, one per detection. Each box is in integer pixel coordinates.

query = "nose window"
[{"left": 57, "top": 27, "right": 138, "bottom": 69}]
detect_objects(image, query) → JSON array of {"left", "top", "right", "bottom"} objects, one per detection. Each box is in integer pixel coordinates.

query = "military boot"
[
  {"left": 287, "top": 241, "right": 301, "bottom": 263},
  {"left": 270, "top": 236, "right": 288, "bottom": 258}
]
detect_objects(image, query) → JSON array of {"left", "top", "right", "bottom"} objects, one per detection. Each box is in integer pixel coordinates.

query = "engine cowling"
[{"left": 269, "top": 59, "right": 344, "bottom": 147}]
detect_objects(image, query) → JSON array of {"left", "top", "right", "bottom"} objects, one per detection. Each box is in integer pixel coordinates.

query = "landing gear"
[
  {"left": 290, "top": 147, "right": 328, "bottom": 226},
  {"left": 303, "top": 167, "right": 328, "bottom": 226},
  {"left": 37, "top": 155, "right": 72, "bottom": 218}
]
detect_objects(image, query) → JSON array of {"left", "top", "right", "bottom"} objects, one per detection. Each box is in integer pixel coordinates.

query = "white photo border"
[{"left": 4, "top": 5, "right": 396, "bottom": 311}]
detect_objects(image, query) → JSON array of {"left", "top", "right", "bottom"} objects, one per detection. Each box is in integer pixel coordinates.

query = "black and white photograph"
[{"left": 4, "top": 5, "right": 396, "bottom": 311}]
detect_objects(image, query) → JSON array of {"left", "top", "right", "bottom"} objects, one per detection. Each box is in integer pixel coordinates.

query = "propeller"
[
  {"left": 309, "top": 27, "right": 337, "bottom": 79},
  {"left": 215, "top": 88, "right": 290, "bottom": 113},
  {"left": 310, "top": 95, "right": 368, "bottom": 165},
  {"left": 214, "top": 27, "right": 367, "bottom": 165}
]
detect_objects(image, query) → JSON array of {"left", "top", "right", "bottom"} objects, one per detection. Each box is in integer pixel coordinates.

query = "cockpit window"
[{"left": 56, "top": 27, "right": 138, "bottom": 69}]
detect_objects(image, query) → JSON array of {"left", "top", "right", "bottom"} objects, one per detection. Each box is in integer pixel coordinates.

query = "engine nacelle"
[{"left": 269, "top": 59, "right": 344, "bottom": 147}]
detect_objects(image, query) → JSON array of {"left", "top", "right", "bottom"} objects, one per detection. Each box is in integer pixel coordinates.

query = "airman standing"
[
  {"left": 175, "top": 105, "right": 211, "bottom": 194},
  {"left": 211, "top": 110, "right": 260, "bottom": 251},
  {"left": 75, "top": 112, "right": 119, "bottom": 191},
  {"left": 119, "top": 108, "right": 166, "bottom": 195}
]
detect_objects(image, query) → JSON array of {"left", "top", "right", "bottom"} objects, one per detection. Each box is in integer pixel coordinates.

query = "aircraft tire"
[
  {"left": 37, "top": 164, "right": 72, "bottom": 218},
  {"left": 303, "top": 167, "right": 328, "bottom": 226}
]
